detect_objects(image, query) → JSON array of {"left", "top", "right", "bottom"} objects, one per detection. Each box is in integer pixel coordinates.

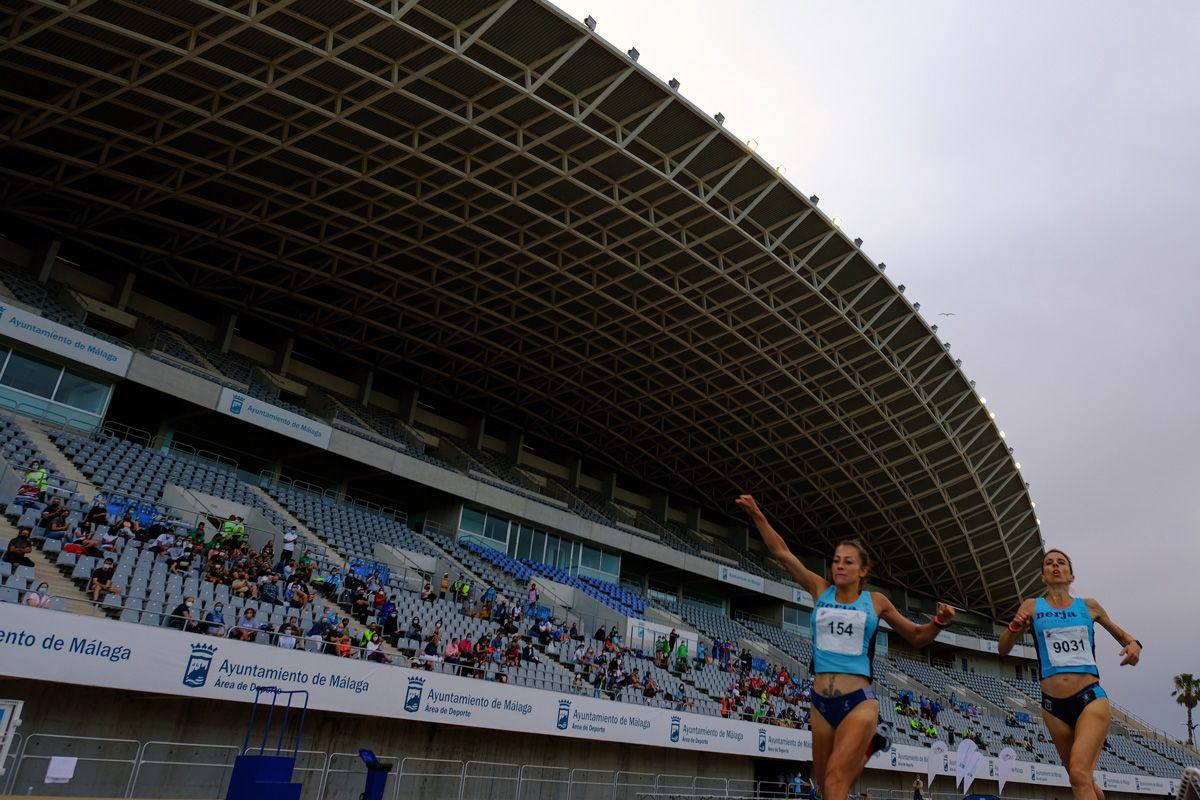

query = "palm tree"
[{"left": 1173, "top": 673, "right": 1199, "bottom": 747}]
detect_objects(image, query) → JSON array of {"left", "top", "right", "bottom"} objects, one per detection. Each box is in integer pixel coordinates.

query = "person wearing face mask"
[
  {"left": 168, "top": 596, "right": 198, "bottom": 631},
  {"left": 204, "top": 602, "right": 227, "bottom": 637},
  {"left": 25, "top": 582, "right": 53, "bottom": 608}
]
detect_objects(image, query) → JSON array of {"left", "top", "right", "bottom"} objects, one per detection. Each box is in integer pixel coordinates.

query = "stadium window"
[
  {"left": 483, "top": 513, "right": 509, "bottom": 544},
  {"left": 580, "top": 544, "right": 602, "bottom": 570},
  {"left": 459, "top": 507, "right": 486, "bottom": 537},
  {"left": 601, "top": 551, "right": 620, "bottom": 575},
  {"left": 544, "top": 536, "right": 559, "bottom": 567},
  {"left": 530, "top": 529, "right": 547, "bottom": 562},
  {"left": 1, "top": 349, "right": 61, "bottom": 397},
  {"left": 52, "top": 370, "right": 108, "bottom": 414},
  {"left": 515, "top": 525, "right": 533, "bottom": 559}
]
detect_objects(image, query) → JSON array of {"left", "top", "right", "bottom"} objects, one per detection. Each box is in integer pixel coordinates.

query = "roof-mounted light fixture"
[
  {"left": 627, "top": 47, "right": 639, "bottom": 61},
  {"left": 714, "top": 112, "right": 725, "bottom": 125},
  {"left": 668, "top": 77, "right": 680, "bottom": 90},
  {"left": 584, "top": 15, "right": 596, "bottom": 30}
]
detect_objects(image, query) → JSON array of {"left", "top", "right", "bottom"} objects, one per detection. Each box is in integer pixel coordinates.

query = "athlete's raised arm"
[
  {"left": 1087, "top": 598, "right": 1142, "bottom": 666},
  {"left": 735, "top": 494, "right": 827, "bottom": 600},
  {"left": 998, "top": 598, "right": 1036, "bottom": 657},
  {"left": 875, "top": 593, "right": 956, "bottom": 648}
]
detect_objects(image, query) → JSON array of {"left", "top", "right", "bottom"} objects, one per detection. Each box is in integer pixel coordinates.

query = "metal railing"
[{"left": 3, "top": 734, "right": 759, "bottom": 799}]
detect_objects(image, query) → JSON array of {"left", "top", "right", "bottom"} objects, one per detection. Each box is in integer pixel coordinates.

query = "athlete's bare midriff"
[
  {"left": 813, "top": 672, "right": 872, "bottom": 698},
  {"left": 1040, "top": 671, "right": 1100, "bottom": 699}
]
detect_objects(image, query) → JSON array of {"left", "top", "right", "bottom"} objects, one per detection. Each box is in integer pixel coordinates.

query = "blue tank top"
[
  {"left": 810, "top": 586, "right": 879, "bottom": 679},
  {"left": 1031, "top": 596, "right": 1098, "bottom": 679}
]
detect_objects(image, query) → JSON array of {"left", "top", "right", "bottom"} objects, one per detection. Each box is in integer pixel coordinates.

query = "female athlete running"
[
  {"left": 999, "top": 549, "right": 1141, "bottom": 800},
  {"left": 737, "top": 495, "right": 955, "bottom": 800}
]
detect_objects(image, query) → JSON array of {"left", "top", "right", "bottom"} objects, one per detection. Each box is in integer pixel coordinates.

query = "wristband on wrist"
[
  {"left": 933, "top": 616, "right": 947, "bottom": 628},
  {"left": 1132, "top": 639, "right": 1143, "bottom": 650},
  {"left": 1007, "top": 622, "right": 1023, "bottom": 634}
]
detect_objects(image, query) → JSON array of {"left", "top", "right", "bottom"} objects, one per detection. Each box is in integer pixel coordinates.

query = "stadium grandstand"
[{"left": 0, "top": 1, "right": 1194, "bottom": 798}]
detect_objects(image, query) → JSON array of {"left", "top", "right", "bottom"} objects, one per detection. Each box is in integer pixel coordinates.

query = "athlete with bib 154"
[
  {"left": 999, "top": 549, "right": 1141, "bottom": 800},
  {"left": 736, "top": 495, "right": 956, "bottom": 800}
]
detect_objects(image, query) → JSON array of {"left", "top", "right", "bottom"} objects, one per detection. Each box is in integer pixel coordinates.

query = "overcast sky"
[{"left": 551, "top": 0, "right": 1200, "bottom": 737}]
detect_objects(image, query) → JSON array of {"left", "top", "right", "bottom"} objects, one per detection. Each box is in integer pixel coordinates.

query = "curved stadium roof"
[{"left": 0, "top": 0, "right": 1043, "bottom": 618}]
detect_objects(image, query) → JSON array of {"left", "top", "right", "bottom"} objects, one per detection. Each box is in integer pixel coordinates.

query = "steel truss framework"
[{"left": 0, "top": 0, "right": 1043, "bottom": 617}]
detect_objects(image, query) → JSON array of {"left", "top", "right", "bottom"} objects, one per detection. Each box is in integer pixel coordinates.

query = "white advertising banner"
[
  {"left": 792, "top": 588, "right": 813, "bottom": 607},
  {"left": 0, "top": 603, "right": 1175, "bottom": 793},
  {"left": 215, "top": 387, "right": 331, "bottom": 449},
  {"left": 0, "top": 304, "right": 132, "bottom": 376},
  {"left": 717, "top": 565, "right": 765, "bottom": 593}
]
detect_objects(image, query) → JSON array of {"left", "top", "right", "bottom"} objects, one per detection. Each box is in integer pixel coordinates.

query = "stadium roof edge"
[{"left": 0, "top": 0, "right": 1043, "bottom": 618}]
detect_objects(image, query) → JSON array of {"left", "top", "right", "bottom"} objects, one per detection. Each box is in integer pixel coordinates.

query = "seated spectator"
[
  {"left": 3, "top": 525, "right": 35, "bottom": 568},
  {"left": 231, "top": 571, "right": 256, "bottom": 599},
  {"left": 642, "top": 678, "right": 659, "bottom": 699},
  {"left": 150, "top": 527, "right": 176, "bottom": 555},
  {"left": 204, "top": 603, "right": 227, "bottom": 637},
  {"left": 420, "top": 633, "right": 441, "bottom": 668},
  {"left": 232, "top": 608, "right": 260, "bottom": 641},
  {"left": 420, "top": 581, "right": 434, "bottom": 602},
  {"left": 167, "top": 596, "right": 199, "bottom": 631},
  {"left": 258, "top": 574, "right": 281, "bottom": 605},
  {"left": 504, "top": 637, "right": 521, "bottom": 667},
  {"left": 444, "top": 636, "right": 461, "bottom": 665},
  {"left": 405, "top": 616, "right": 423, "bottom": 647},
  {"left": 25, "top": 459, "right": 48, "bottom": 502},
  {"left": 45, "top": 508, "right": 69, "bottom": 541},
  {"left": 97, "top": 526, "right": 120, "bottom": 553},
  {"left": 521, "top": 639, "right": 541, "bottom": 664},
  {"left": 277, "top": 622, "right": 301, "bottom": 650},
  {"left": 571, "top": 672, "right": 586, "bottom": 694},
  {"left": 366, "top": 637, "right": 391, "bottom": 663},
  {"left": 90, "top": 557, "right": 120, "bottom": 602},
  {"left": 38, "top": 497, "right": 65, "bottom": 530},
  {"left": 25, "top": 581, "right": 52, "bottom": 608}
]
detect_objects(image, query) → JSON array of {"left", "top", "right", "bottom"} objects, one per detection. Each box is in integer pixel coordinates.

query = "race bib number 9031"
[{"left": 1043, "top": 625, "right": 1095, "bottom": 668}]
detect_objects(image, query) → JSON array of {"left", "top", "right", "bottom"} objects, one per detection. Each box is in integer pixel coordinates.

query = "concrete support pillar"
[
  {"left": 34, "top": 240, "right": 60, "bottom": 282},
  {"left": 359, "top": 370, "right": 375, "bottom": 405},
  {"left": 465, "top": 416, "right": 485, "bottom": 452},
  {"left": 600, "top": 471, "right": 617, "bottom": 502},
  {"left": 218, "top": 313, "right": 237, "bottom": 353},
  {"left": 650, "top": 493, "right": 669, "bottom": 524},
  {"left": 114, "top": 272, "right": 136, "bottom": 310},
  {"left": 274, "top": 336, "right": 294, "bottom": 375},
  {"left": 566, "top": 457, "right": 583, "bottom": 489},
  {"left": 686, "top": 504, "right": 701, "bottom": 532},
  {"left": 507, "top": 430, "right": 525, "bottom": 465},
  {"left": 397, "top": 388, "right": 418, "bottom": 425},
  {"left": 733, "top": 524, "right": 750, "bottom": 551}
]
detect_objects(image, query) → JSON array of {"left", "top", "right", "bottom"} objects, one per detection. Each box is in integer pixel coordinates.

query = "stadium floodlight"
[
  {"left": 714, "top": 112, "right": 725, "bottom": 125},
  {"left": 775, "top": 164, "right": 786, "bottom": 175},
  {"left": 980, "top": 396, "right": 987, "bottom": 404},
  {"left": 627, "top": 47, "right": 639, "bottom": 61},
  {"left": 897, "top": 284, "right": 905, "bottom": 293},
  {"left": 831, "top": 216, "right": 842, "bottom": 227},
  {"left": 988, "top": 411, "right": 996, "bottom": 419},
  {"left": 1031, "top": 501, "right": 1036, "bottom": 508},
  {"left": 584, "top": 15, "right": 596, "bottom": 30},
  {"left": 999, "top": 431, "right": 1006, "bottom": 438},
  {"left": 931, "top": 324, "right": 938, "bottom": 332},
  {"left": 809, "top": 194, "right": 819, "bottom": 204},
  {"left": 669, "top": 77, "right": 680, "bottom": 90},
  {"left": 853, "top": 237, "right": 863, "bottom": 246},
  {"left": 954, "top": 358, "right": 961, "bottom": 366},
  {"left": 913, "top": 302, "right": 920, "bottom": 310},
  {"left": 878, "top": 261, "right": 885, "bottom": 270},
  {"left": 1015, "top": 462, "right": 1021, "bottom": 469},
  {"left": 746, "top": 138, "right": 758, "bottom": 151},
  {"left": 970, "top": 380, "right": 976, "bottom": 387}
]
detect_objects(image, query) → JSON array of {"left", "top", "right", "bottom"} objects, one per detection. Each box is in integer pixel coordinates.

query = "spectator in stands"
[
  {"left": 521, "top": 638, "right": 541, "bottom": 664},
  {"left": 280, "top": 526, "right": 298, "bottom": 563},
  {"left": 24, "top": 459, "right": 48, "bottom": 502},
  {"left": 420, "top": 633, "right": 441, "bottom": 668},
  {"left": 571, "top": 672, "right": 586, "bottom": 694},
  {"left": 89, "top": 557, "right": 119, "bottom": 602},
  {"left": 419, "top": 581, "right": 433, "bottom": 601},
  {"left": 167, "top": 596, "right": 199, "bottom": 631},
  {"left": 1006, "top": 711, "right": 1019, "bottom": 726},
  {"left": 947, "top": 727, "right": 955, "bottom": 746},
  {"left": 527, "top": 581, "right": 539, "bottom": 611},
  {"left": 3, "top": 525, "right": 35, "bottom": 568},
  {"left": 258, "top": 573, "right": 280, "bottom": 605},
  {"left": 97, "top": 525, "right": 120, "bottom": 554},
  {"left": 912, "top": 778, "right": 923, "bottom": 800},
  {"left": 231, "top": 570, "right": 255, "bottom": 600},
  {"left": 504, "top": 636, "right": 521, "bottom": 667},
  {"left": 25, "top": 581, "right": 52, "bottom": 608},
  {"left": 38, "top": 497, "right": 65, "bottom": 531},
  {"left": 328, "top": 618, "right": 353, "bottom": 657},
  {"left": 204, "top": 602, "right": 227, "bottom": 636},
  {"left": 439, "top": 573, "right": 449, "bottom": 600},
  {"left": 232, "top": 607, "right": 259, "bottom": 641},
  {"left": 277, "top": 621, "right": 301, "bottom": 650}
]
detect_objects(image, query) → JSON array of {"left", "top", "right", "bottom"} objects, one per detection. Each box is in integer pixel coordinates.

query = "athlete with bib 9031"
[
  {"left": 999, "top": 549, "right": 1141, "bottom": 800},
  {"left": 737, "top": 495, "right": 956, "bottom": 800}
]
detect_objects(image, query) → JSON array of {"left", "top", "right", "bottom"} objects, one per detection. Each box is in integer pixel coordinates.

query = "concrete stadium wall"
[{"left": 2, "top": 679, "right": 752, "bottom": 799}]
